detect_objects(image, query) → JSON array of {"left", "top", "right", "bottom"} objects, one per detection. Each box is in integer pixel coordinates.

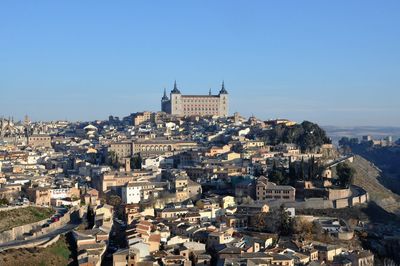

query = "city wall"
[
  {"left": 0, "top": 207, "right": 77, "bottom": 244},
  {"left": 277, "top": 185, "right": 369, "bottom": 210}
]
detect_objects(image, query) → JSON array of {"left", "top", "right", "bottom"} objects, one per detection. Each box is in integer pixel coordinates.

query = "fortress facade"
[{"left": 161, "top": 81, "right": 229, "bottom": 117}]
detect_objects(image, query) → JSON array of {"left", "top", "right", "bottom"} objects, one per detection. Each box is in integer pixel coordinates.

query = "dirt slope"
[{"left": 351, "top": 155, "right": 400, "bottom": 215}]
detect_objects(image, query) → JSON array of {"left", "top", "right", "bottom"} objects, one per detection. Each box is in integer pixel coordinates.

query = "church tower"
[
  {"left": 218, "top": 81, "right": 229, "bottom": 117},
  {"left": 170, "top": 80, "right": 182, "bottom": 116},
  {"left": 161, "top": 88, "right": 171, "bottom": 113}
]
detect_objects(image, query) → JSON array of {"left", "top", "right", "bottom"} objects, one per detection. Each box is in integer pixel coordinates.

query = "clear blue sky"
[{"left": 1, "top": 1, "right": 399, "bottom": 126}]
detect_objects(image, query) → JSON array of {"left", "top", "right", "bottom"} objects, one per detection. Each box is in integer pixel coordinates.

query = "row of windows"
[
  {"left": 30, "top": 137, "right": 50, "bottom": 141},
  {"left": 137, "top": 146, "right": 172, "bottom": 151},
  {"left": 184, "top": 107, "right": 218, "bottom": 111},
  {"left": 261, "top": 195, "right": 290, "bottom": 199},
  {"left": 182, "top": 99, "right": 219, "bottom": 103},
  {"left": 183, "top": 104, "right": 219, "bottom": 107},
  {"left": 259, "top": 188, "right": 292, "bottom": 194}
]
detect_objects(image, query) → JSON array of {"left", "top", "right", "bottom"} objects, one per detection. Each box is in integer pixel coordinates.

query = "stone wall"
[
  {"left": 0, "top": 205, "right": 31, "bottom": 212},
  {"left": 0, "top": 207, "right": 76, "bottom": 244},
  {"left": 328, "top": 188, "right": 351, "bottom": 200},
  {"left": 284, "top": 198, "right": 334, "bottom": 209},
  {"left": 334, "top": 198, "right": 349, "bottom": 208},
  {"left": 277, "top": 186, "right": 368, "bottom": 210},
  {"left": 0, "top": 218, "right": 48, "bottom": 243},
  {"left": 338, "top": 230, "right": 354, "bottom": 240},
  {"left": 37, "top": 235, "right": 60, "bottom": 248}
]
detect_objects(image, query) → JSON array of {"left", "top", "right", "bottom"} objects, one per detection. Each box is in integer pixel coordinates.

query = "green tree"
[
  {"left": 278, "top": 206, "right": 293, "bottom": 236},
  {"left": 108, "top": 195, "right": 122, "bottom": 207},
  {"left": 299, "top": 157, "right": 305, "bottom": 180},
  {"left": 0, "top": 198, "right": 9, "bottom": 205},
  {"left": 336, "top": 162, "right": 356, "bottom": 188},
  {"left": 86, "top": 206, "right": 95, "bottom": 228},
  {"left": 288, "top": 157, "right": 297, "bottom": 186},
  {"left": 107, "top": 151, "right": 121, "bottom": 169},
  {"left": 269, "top": 161, "right": 288, "bottom": 185},
  {"left": 253, "top": 121, "right": 331, "bottom": 152},
  {"left": 253, "top": 165, "right": 264, "bottom": 177},
  {"left": 131, "top": 153, "right": 142, "bottom": 169}
]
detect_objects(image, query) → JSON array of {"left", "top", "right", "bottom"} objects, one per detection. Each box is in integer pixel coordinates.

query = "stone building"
[
  {"left": 132, "top": 111, "right": 152, "bottom": 126},
  {"left": 108, "top": 139, "right": 198, "bottom": 161},
  {"left": 256, "top": 176, "right": 296, "bottom": 202},
  {"left": 27, "top": 187, "right": 51, "bottom": 205},
  {"left": 161, "top": 81, "right": 229, "bottom": 117},
  {"left": 108, "top": 141, "right": 134, "bottom": 163},
  {"left": 133, "top": 139, "right": 198, "bottom": 157},
  {"left": 28, "top": 134, "right": 52, "bottom": 149}
]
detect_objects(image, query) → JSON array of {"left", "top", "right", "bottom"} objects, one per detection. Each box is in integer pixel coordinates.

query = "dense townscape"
[{"left": 0, "top": 86, "right": 398, "bottom": 266}]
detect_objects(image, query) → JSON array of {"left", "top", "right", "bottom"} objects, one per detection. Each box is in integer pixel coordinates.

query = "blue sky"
[{"left": 1, "top": 1, "right": 399, "bottom": 126}]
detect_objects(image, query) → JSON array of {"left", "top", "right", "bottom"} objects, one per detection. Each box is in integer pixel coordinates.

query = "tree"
[
  {"left": 86, "top": 206, "right": 95, "bottom": 228},
  {"left": 131, "top": 153, "right": 142, "bottom": 169},
  {"left": 253, "top": 164, "right": 264, "bottom": 177},
  {"left": 107, "top": 151, "right": 121, "bottom": 169},
  {"left": 336, "top": 162, "right": 356, "bottom": 188},
  {"left": 269, "top": 169, "right": 285, "bottom": 185},
  {"left": 299, "top": 157, "right": 305, "bottom": 180},
  {"left": 288, "top": 157, "right": 297, "bottom": 186},
  {"left": 307, "top": 156, "right": 321, "bottom": 180},
  {"left": 252, "top": 121, "right": 331, "bottom": 152},
  {"left": 269, "top": 161, "right": 288, "bottom": 185},
  {"left": 108, "top": 195, "right": 122, "bottom": 207},
  {"left": 278, "top": 206, "right": 293, "bottom": 236},
  {"left": 292, "top": 219, "right": 313, "bottom": 240},
  {"left": 0, "top": 198, "right": 9, "bottom": 205}
]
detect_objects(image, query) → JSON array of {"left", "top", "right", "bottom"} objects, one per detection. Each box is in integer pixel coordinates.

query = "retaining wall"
[
  {"left": 0, "top": 207, "right": 76, "bottom": 244},
  {"left": 275, "top": 186, "right": 369, "bottom": 210},
  {"left": 38, "top": 234, "right": 60, "bottom": 248},
  {"left": 0, "top": 217, "right": 48, "bottom": 244}
]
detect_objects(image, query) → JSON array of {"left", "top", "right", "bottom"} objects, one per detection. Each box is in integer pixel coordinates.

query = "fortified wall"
[
  {"left": 269, "top": 185, "right": 369, "bottom": 210},
  {"left": 0, "top": 206, "right": 78, "bottom": 244}
]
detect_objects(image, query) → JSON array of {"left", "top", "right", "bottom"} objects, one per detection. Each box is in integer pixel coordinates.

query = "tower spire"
[
  {"left": 171, "top": 80, "right": 181, "bottom": 94},
  {"left": 209, "top": 88, "right": 212, "bottom": 96},
  {"left": 219, "top": 80, "right": 228, "bottom": 94},
  {"left": 162, "top": 88, "right": 168, "bottom": 100}
]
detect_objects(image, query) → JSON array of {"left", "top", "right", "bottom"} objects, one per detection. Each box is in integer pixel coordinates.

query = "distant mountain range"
[{"left": 323, "top": 126, "right": 400, "bottom": 144}]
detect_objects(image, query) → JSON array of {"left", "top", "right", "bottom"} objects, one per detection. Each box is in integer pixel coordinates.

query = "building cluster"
[
  {"left": 361, "top": 135, "right": 394, "bottom": 147},
  {"left": 0, "top": 92, "right": 379, "bottom": 265}
]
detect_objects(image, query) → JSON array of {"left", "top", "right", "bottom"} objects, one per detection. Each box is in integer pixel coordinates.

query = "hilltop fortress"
[{"left": 161, "top": 81, "right": 229, "bottom": 117}]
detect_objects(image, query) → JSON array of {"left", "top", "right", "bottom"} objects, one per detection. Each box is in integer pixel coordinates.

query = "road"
[{"left": 0, "top": 222, "right": 80, "bottom": 252}]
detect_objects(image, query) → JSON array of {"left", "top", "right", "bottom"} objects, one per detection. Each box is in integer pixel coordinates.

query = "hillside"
[
  {"left": 350, "top": 155, "right": 400, "bottom": 216},
  {"left": 0, "top": 206, "right": 55, "bottom": 232},
  {"left": 249, "top": 121, "right": 331, "bottom": 152}
]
